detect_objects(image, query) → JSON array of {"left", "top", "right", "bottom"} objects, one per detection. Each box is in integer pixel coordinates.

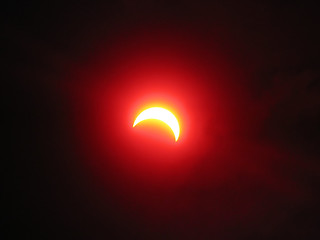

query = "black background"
[{"left": 4, "top": 0, "right": 320, "bottom": 239}]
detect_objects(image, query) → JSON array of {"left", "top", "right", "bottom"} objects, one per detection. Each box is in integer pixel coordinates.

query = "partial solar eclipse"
[{"left": 133, "top": 107, "right": 180, "bottom": 141}]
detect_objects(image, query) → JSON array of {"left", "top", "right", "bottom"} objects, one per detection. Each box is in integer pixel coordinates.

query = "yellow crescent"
[{"left": 133, "top": 107, "right": 180, "bottom": 141}]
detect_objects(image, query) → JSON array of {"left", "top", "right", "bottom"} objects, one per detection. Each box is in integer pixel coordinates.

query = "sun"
[{"left": 133, "top": 107, "right": 180, "bottom": 141}]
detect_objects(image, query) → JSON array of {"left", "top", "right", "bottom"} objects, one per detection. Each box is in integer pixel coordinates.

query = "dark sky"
[{"left": 5, "top": 1, "right": 320, "bottom": 239}]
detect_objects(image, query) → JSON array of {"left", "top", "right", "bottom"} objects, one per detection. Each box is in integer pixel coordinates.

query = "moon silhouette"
[{"left": 133, "top": 107, "right": 180, "bottom": 141}]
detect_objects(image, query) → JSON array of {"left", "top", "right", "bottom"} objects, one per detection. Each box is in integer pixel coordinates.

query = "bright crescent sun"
[{"left": 133, "top": 107, "right": 180, "bottom": 141}]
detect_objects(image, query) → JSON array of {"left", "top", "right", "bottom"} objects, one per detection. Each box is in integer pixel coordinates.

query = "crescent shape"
[{"left": 133, "top": 107, "right": 180, "bottom": 141}]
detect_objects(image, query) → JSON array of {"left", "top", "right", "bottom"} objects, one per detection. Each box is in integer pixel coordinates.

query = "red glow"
[{"left": 64, "top": 28, "right": 241, "bottom": 224}]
